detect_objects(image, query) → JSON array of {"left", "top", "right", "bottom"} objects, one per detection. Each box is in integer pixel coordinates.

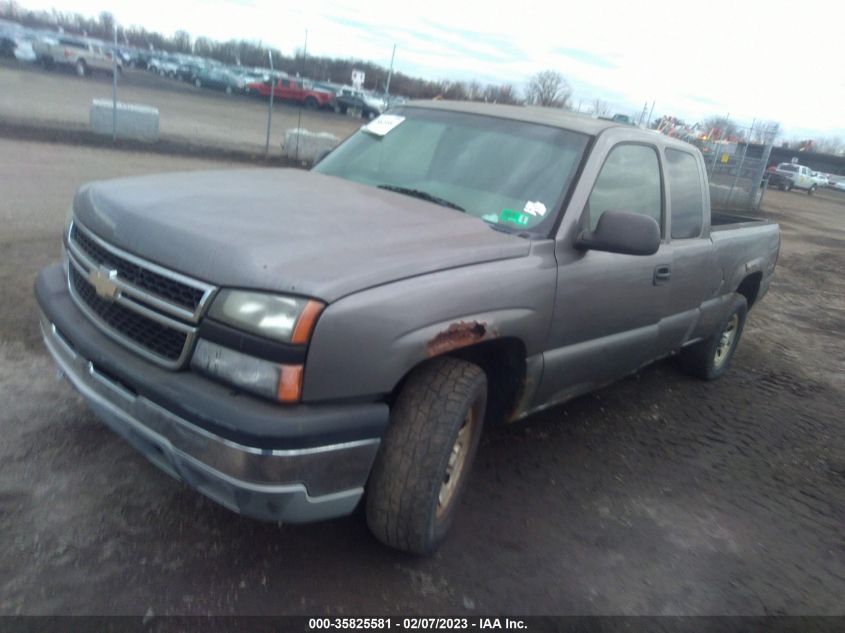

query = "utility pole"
[
  {"left": 637, "top": 101, "right": 648, "bottom": 127},
  {"left": 385, "top": 43, "right": 396, "bottom": 99},
  {"left": 295, "top": 29, "right": 307, "bottom": 163},
  {"left": 112, "top": 23, "right": 118, "bottom": 142},
  {"left": 264, "top": 50, "right": 274, "bottom": 158},
  {"left": 302, "top": 29, "right": 308, "bottom": 76}
]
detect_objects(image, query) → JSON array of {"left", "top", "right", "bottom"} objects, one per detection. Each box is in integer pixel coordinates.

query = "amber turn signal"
[
  {"left": 277, "top": 364, "right": 303, "bottom": 403},
  {"left": 291, "top": 300, "right": 324, "bottom": 345}
]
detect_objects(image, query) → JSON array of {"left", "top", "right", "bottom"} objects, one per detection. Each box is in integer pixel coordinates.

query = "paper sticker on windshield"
[
  {"left": 363, "top": 114, "right": 405, "bottom": 137},
  {"left": 500, "top": 209, "right": 530, "bottom": 227},
  {"left": 523, "top": 201, "right": 547, "bottom": 217}
]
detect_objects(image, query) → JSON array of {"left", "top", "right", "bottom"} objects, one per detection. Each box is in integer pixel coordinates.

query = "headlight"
[
  {"left": 191, "top": 339, "right": 303, "bottom": 402},
  {"left": 207, "top": 290, "right": 323, "bottom": 344}
]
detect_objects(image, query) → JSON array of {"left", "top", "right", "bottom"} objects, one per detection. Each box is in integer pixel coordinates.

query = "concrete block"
[
  {"left": 90, "top": 99, "right": 159, "bottom": 141},
  {"left": 283, "top": 128, "right": 341, "bottom": 164}
]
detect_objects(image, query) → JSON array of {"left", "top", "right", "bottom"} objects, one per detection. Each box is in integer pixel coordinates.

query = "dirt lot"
[
  {"left": 0, "top": 61, "right": 361, "bottom": 154},
  {"left": 0, "top": 138, "right": 843, "bottom": 615}
]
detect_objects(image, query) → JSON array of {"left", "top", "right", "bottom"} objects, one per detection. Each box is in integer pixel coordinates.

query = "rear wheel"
[
  {"left": 808, "top": 185, "right": 816, "bottom": 195},
  {"left": 75, "top": 59, "right": 87, "bottom": 76},
  {"left": 366, "top": 357, "right": 487, "bottom": 555},
  {"left": 304, "top": 96, "right": 318, "bottom": 110},
  {"left": 679, "top": 294, "right": 747, "bottom": 380}
]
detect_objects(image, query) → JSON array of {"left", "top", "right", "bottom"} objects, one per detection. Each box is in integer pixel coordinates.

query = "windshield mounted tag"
[
  {"left": 363, "top": 114, "right": 405, "bottom": 137},
  {"left": 500, "top": 209, "right": 531, "bottom": 227}
]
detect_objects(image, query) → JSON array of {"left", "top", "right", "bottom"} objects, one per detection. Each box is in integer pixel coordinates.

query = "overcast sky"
[{"left": 22, "top": 0, "right": 845, "bottom": 138}]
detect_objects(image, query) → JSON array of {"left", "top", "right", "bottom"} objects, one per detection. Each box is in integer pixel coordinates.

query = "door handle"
[{"left": 653, "top": 264, "right": 671, "bottom": 285}]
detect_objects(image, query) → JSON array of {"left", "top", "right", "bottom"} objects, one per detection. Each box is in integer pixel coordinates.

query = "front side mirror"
[{"left": 575, "top": 210, "right": 660, "bottom": 256}]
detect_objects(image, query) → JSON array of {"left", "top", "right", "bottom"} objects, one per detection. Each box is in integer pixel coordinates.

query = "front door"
[{"left": 536, "top": 142, "right": 673, "bottom": 407}]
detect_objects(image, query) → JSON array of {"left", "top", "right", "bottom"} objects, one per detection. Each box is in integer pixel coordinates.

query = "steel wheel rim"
[
  {"left": 436, "top": 407, "right": 476, "bottom": 518},
  {"left": 714, "top": 314, "right": 739, "bottom": 367}
]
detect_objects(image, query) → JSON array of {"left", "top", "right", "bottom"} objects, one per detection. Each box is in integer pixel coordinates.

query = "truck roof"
[
  {"left": 405, "top": 100, "right": 703, "bottom": 155},
  {"left": 405, "top": 100, "right": 628, "bottom": 136}
]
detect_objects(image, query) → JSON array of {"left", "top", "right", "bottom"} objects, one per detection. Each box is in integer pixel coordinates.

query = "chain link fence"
[{"left": 695, "top": 138, "right": 772, "bottom": 212}]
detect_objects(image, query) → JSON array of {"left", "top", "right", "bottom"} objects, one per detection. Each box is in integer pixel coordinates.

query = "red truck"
[{"left": 246, "top": 76, "right": 335, "bottom": 109}]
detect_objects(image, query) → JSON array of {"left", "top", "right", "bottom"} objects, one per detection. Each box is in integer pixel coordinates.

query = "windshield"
[{"left": 313, "top": 107, "right": 590, "bottom": 233}]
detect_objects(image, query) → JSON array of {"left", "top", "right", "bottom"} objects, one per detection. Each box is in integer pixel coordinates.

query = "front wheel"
[
  {"left": 808, "top": 186, "right": 816, "bottom": 196},
  {"left": 75, "top": 59, "right": 87, "bottom": 76},
  {"left": 366, "top": 357, "right": 487, "bottom": 555},
  {"left": 304, "top": 96, "right": 318, "bottom": 110},
  {"left": 679, "top": 294, "right": 747, "bottom": 380}
]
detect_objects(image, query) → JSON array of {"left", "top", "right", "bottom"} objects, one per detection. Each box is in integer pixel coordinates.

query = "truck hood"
[{"left": 73, "top": 169, "right": 530, "bottom": 302}]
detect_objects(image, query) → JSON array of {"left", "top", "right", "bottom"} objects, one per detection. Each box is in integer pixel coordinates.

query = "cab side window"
[
  {"left": 588, "top": 144, "right": 662, "bottom": 233},
  {"left": 665, "top": 149, "right": 704, "bottom": 239}
]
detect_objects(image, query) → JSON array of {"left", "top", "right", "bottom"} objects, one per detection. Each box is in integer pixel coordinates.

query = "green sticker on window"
[{"left": 500, "top": 209, "right": 530, "bottom": 227}]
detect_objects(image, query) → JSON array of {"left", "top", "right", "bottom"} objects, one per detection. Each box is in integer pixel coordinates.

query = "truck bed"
[{"left": 711, "top": 210, "right": 776, "bottom": 231}]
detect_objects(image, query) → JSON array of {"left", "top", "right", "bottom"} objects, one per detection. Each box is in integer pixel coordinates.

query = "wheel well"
[
  {"left": 737, "top": 272, "right": 762, "bottom": 309},
  {"left": 388, "top": 338, "right": 527, "bottom": 426}
]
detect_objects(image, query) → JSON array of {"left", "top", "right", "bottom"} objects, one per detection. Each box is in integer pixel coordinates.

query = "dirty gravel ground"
[{"left": 0, "top": 137, "right": 843, "bottom": 615}]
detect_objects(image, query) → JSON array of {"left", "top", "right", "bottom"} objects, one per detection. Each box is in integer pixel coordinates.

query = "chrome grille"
[
  {"left": 65, "top": 219, "right": 216, "bottom": 369},
  {"left": 71, "top": 224, "right": 205, "bottom": 311},
  {"left": 69, "top": 266, "right": 188, "bottom": 362}
]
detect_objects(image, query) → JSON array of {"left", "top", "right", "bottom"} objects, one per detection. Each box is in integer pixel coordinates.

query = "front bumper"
[{"left": 36, "top": 264, "right": 388, "bottom": 523}]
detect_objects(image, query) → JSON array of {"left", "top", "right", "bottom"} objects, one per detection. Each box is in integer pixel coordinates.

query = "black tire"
[
  {"left": 75, "top": 59, "right": 87, "bottom": 77},
  {"left": 808, "top": 186, "right": 816, "bottom": 196},
  {"left": 304, "top": 96, "right": 318, "bottom": 110},
  {"left": 679, "top": 294, "right": 747, "bottom": 380},
  {"left": 366, "top": 357, "right": 487, "bottom": 555}
]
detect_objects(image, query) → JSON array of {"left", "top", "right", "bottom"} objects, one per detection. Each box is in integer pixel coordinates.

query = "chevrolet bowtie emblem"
[{"left": 88, "top": 266, "right": 119, "bottom": 301}]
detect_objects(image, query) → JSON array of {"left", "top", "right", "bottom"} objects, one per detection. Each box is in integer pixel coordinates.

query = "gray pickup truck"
[{"left": 35, "top": 102, "right": 780, "bottom": 554}]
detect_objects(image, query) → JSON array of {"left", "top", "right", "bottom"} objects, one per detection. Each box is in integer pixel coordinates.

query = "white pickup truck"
[{"left": 768, "top": 163, "right": 818, "bottom": 194}]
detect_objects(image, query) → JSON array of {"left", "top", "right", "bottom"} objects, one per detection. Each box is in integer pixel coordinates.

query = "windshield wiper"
[{"left": 377, "top": 185, "right": 465, "bottom": 212}]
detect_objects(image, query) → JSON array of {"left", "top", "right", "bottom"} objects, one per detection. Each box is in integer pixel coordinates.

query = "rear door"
[{"left": 658, "top": 146, "right": 719, "bottom": 354}]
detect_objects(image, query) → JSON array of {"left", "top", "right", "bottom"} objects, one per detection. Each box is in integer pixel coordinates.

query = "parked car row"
[
  {"left": 137, "top": 50, "right": 394, "bottom": 117},
  {"left": 3, "top": 19, "right": 404, "bottom": 118}
]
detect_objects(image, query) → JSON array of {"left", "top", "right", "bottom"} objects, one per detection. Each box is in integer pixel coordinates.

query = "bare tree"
[
  {"left": 702, "top": 116, "right": 738, "bottom": 140},
  {"left": 172, "top": 29, "right": 191, "bottom": 53},
  {"left": 750, "top": 120, "right": 781, "bottom": 145},
  {"left": 482, "top": 83, "right": 520, "bottom": 105},
  {"left": 812, "top": 136, "right": 845, "bottom": 155},
  {"left": 525, "top": 70, "right": 572, "bottom": 109},
  {"left": 590, "top": 98, "right": 611, "bottom": 117},
  {"left": 465, "top": 80, "right": 483, "bottom": 101}
]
